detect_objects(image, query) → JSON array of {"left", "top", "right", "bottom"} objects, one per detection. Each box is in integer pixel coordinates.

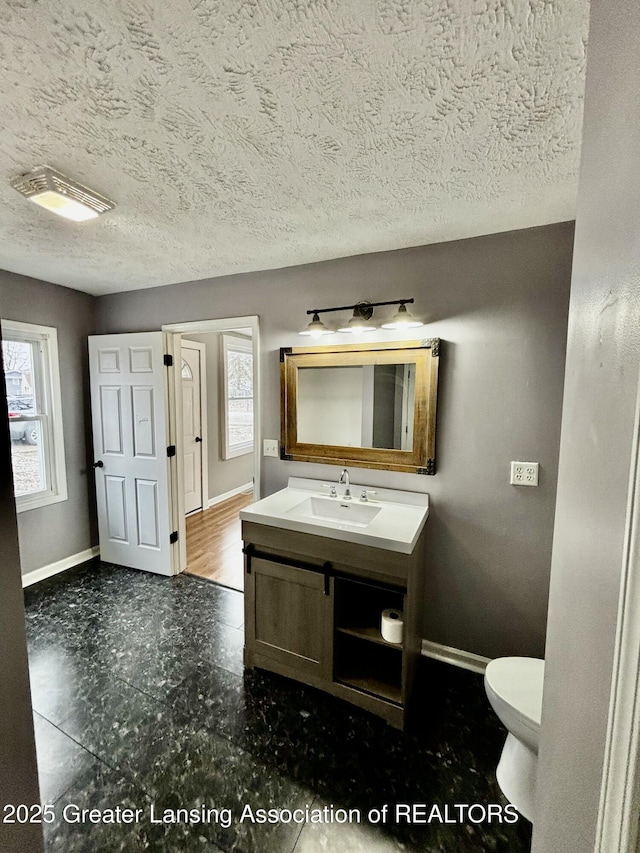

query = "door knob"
[
  {"left": 195, "top": 436, "right": 202, "bottom": 443},
  {"left": 93, "top": 460, "right": 104, "bottom": 468}
]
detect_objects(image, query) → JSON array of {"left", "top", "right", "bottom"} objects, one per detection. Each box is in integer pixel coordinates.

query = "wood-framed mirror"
[{"left": 280, "top": 338, "right": 440, "bottom": 474}]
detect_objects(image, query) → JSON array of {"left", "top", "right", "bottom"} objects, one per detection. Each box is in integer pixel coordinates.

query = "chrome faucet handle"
[
  {"left": 359, "top": 489, "right": 378, "bottom": 502},
  {"left": 321, "top": 483, "right": 338, "bottom": 498}
]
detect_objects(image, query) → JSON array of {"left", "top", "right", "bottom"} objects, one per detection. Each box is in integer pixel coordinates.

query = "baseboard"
[
  {"left": 207, "top": 482, "right": 254, "bottom": 508},
  {"left": 21, "top": 546, "right": 100, "bottom": 588},
  {"left": 421, "top": 639, "right": 491, "bottom": 674}
]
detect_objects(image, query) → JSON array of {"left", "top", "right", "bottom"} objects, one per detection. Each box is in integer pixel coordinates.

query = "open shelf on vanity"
[
  {"left": 335, "top": 624, "right": 404, "bottom": 647},
  {"left": 334, "top": 631, "right": 403, "bottom": 705},
  {"left": 333, "top": 576, "right": 405, "bottom": 706},
  {"left": 334, "top": 576, "right": 405, "bottom": 648}
]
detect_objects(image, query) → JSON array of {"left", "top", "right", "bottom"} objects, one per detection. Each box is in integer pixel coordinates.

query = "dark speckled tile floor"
[{"left": 24, "top": 560, "right": 532, "bottom": 853}]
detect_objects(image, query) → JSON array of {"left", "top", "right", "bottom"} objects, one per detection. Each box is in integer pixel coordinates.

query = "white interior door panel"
[{"left": 89, "top": 332, "right": 175, "bottom": 575}]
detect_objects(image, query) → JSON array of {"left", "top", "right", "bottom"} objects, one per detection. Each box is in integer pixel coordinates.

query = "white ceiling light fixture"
[
  {"left": 381, "top": 301, "right": 424, "bottom": 330},
  {"left": 299, "top": 312, "right": 333, "bottom": 337},
  {"left": 10, "top": 166, "right": 116, "bottom": 222},
  {"left": 338, "top": 301, "right": 377, "bottom": 333}
]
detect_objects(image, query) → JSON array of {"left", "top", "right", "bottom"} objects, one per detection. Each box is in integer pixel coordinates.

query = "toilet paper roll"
[{"left": 381, "top": 608, "right": 404, "bottom": 644}]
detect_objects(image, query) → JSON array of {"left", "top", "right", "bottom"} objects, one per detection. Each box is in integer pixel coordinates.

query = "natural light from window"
[
  {"left": 3, "top": 338, "right": 46, "bottom": 495},
  {"left": 1, "top": 320, "right": 67, "bottom": 511},
  {"left": 222, "top": 335, "right": 254, "bottom": 459}
]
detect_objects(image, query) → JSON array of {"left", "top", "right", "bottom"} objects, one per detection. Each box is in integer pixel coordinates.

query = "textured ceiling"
[{"left": 0, "top": 0, "right": 589, "bottom": 296}]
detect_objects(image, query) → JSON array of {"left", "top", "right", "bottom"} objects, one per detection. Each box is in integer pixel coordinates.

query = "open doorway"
[{"left": 163, "top": 317, "right": 260, "bottom": 592}]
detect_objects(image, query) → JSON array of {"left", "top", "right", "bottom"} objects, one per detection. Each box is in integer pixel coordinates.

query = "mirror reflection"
[{"left": 297, "top": 363, "right": 416, "bottom": 450}]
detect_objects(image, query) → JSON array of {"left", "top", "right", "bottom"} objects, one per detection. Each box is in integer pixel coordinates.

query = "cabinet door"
[{"left": 246, "top": 556, "right": 332, "bottom": 680}]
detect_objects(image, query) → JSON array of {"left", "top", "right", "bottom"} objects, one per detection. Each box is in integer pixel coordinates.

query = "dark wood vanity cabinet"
[{"left": 243, "top": 521, "right": 426, "bottom": 729}]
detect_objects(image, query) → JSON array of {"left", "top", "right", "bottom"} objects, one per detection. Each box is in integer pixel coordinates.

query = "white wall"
[
  {"left": 533, "top": 0, "right": 640, "bottom": 849},
  {"left": 297, "top": 366, "right": 363, "bottom": 446}
]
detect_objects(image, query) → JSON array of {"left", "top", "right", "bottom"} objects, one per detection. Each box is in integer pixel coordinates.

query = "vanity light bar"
[
  {"left": 306, "top": 298, "right": 414, "bottom": 316},
  {"left": 299, "top": 299, "right": 423, "bottom": 336}
]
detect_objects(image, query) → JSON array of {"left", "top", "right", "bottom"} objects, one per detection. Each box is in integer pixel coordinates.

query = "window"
[
  {"left": 2, "top": 320, "right": 67, "bottom": 511},
  {"left": 221, "top": 334, "right": 254, "bottom": 459}
]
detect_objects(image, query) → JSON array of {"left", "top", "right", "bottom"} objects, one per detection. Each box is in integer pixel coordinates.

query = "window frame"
[
  {"left": 2, "top": 319, "right": 68, "bottom": 512},
  {"left": 220, "top": 333, "right": 254, "bottom": 460}
]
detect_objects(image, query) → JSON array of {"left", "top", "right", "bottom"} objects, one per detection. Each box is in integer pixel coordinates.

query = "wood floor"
[{"left": 185, "top": 491, "right": 254, "bottom": 590}]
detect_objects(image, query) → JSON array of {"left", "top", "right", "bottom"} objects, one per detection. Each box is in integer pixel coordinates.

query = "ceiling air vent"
[{"left": 10, "top": 166, "right": 116, "bottom": 221}]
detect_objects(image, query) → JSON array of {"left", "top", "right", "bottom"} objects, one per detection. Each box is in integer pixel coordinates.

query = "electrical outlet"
[
  {"left": 263, "top": 439, "right": 279, "bottom": 458},
  {"left": 510, "top": 461, "right": 539, "bottom": 487}
]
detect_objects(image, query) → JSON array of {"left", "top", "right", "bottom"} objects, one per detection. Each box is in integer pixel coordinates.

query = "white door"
[
  {"left": 89, "top": 332, "right": 175, "bottom": 575},
  {"left": 181, "top": 342, "right": 204, "bottom": 514}
]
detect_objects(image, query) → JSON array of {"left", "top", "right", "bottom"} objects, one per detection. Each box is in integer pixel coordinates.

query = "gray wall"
[
  {"left": 183, "top": 332, "right": 254, "bottom": 502},
  {"left": 533, "top": 0, "right": 640, "bottom": 849},
  {"left": 0, "top": 330, "right": 43, "bottom": 852},
  {"left": 0, "top": 272, "right": 97, "bottom": 574},
  {"left": 98, "top": 222, "right": 573, "bottom": 658}
]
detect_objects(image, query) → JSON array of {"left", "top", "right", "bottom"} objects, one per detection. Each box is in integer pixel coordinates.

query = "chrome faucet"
[{"left": 339, "top": 468, "right": 351, "bottom": 500}]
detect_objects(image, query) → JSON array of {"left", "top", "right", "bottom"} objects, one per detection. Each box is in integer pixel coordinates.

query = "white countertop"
[{"left": 239, "top": 477, "right": 429, "bottom": 554}]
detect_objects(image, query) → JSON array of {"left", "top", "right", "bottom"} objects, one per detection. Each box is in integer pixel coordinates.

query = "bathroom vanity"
[{"left": 240, "top": 478, "right": 429, "bottom": 729}]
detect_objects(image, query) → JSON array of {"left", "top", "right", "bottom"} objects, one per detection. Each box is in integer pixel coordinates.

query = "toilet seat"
[
  {"left": 484, "top": 656, "right": 545, "bottom": 822},
  {"left": 484, "top": 657, "right": 544, "bottom": 752},
  {"left": 485, "top": 657, "right": 544, "bottom": 725}
]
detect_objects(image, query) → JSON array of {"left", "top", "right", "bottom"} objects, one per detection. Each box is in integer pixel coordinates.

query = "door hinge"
[
  {"left": 170, "top": 531, "right": 178, "bottom": 544},
  {"left": 167, "top": 445, "right": 176, "bottom": 457},
  {"left": 164, "top": 353, "right": 173, "bottom": 367}
]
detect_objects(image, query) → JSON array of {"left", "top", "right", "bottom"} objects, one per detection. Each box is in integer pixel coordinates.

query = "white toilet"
[{"left": 484, "top": 656, "right": 545, "bottom": 822}]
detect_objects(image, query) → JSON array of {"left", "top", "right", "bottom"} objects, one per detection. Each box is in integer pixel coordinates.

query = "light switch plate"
[
  {"left": 510, "top": 461, "right": 539, "bottom": 486},
  {"left": 263, "top": 439, "right": 279, "bottom": 458}
]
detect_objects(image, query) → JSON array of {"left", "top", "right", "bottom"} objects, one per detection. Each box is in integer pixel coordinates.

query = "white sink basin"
[
  {"left": 240, "top": 477, "right": 429, "bottom": 553},
  {"left": 288, "top": 496, "right": 381, "bottom": 528}
]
